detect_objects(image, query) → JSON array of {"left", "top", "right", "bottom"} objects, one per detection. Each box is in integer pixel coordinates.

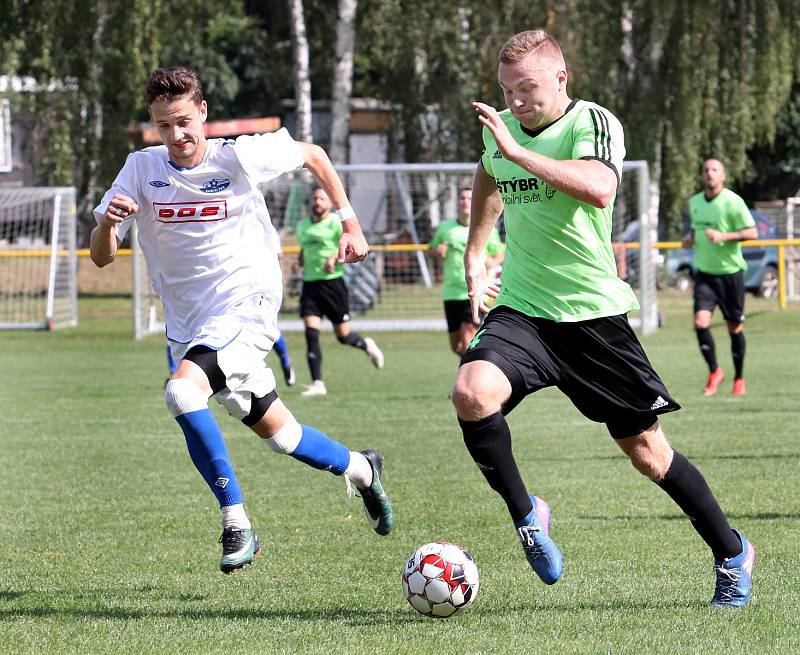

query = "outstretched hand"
[{"left": 473, "top": 101, "right": 520, "bottom": 161}]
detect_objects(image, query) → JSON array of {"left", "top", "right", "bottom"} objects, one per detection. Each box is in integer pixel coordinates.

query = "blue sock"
[
  {"left": 175, "top": 409, "right": 244, "bottom": 507},
  {"left": 291, "top": 424, "right": 351, "bottom": 475},
  {"left": 273, "top": 333, "right": 292, "bottom": 368}
]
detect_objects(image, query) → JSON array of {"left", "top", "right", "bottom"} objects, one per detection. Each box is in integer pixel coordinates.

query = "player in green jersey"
[
  {"left": 295, "top": 187, "right": 384, "bottom": 397},
  {"left": 451, "top": 29, "right": 754, "bottom": 607},
  {"left": 682, "top": 159, "right": 757, "bottom": 397},
  {"left": 429, "top": 186, "right": 505, "bottom": 355}
]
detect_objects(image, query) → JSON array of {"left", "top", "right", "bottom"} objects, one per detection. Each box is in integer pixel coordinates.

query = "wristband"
[{"left": 333, "top": 205, "right": 356, "bottom": 222}]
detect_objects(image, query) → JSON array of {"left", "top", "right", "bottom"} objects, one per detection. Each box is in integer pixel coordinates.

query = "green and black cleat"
[
  {"left": 219, "top": 527, "right": 260, "bottom": 574},
  {"left": 359, "top": 449, "right": 394, "bottom": 536}
]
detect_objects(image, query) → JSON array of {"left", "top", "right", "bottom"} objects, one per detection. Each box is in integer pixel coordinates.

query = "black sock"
[
  {"left": 730, "top": 332, "right": 745, "bottom": 378},
  {"left": 337, "top": 331, "right": 367, "bottom": 349},
  {"left": 695, "top": 328, "right": 718, "bottom": 372},
  {"left": 657, "top": 451, "right": 741, "bottom": 560},
  {"left": 304, "top": 327, "right": 323, "bottom": 381},
  {"left": 459, "top": 412, "right": 532, "bottom": 522}
]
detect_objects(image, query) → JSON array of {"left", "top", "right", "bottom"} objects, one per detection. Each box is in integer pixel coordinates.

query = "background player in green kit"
[
  {"left": 682, "top": 159, "right": 757, "bottom": 397},
  {"left": 295, "top": 187, "right": 384, "bottom": 397},
  {"left": 429, "top": 186, "right": 504, "bottom": 355},
  {"left": 452, "top": 29, "right": 755, "bottom": 607}
]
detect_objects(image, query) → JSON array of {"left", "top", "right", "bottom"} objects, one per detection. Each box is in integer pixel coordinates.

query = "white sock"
[
  {"left": 344, "top": 451, "right": 373, "bottom": 490},
  {"left": 221, "top": 503, "right": 251, "bottom": 531}
]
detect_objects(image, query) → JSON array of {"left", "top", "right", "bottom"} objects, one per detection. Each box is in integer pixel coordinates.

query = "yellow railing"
[
  {"left": 6, "top": 239, "right": 800, "bottom": 309},
  {"left": 622, "top": 239, "right": 800, "bottom": 310}
]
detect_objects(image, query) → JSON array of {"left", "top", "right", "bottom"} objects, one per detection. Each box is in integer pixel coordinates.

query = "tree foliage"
[{"left": 2, "top": 0, "right": 799, "bottom": 238}]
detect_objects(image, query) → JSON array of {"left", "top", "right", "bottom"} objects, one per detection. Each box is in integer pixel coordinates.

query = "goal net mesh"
[
  {"left": 133, "top": 162, "right": 657, "bottom": 337},
  {"left": 0, "top": 187, "right": 77, "bottom": 329}
]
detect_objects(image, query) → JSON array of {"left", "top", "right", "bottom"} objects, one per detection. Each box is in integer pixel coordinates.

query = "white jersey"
[{"left": 94, "top": 128, "right": 303, "bottom": 344}]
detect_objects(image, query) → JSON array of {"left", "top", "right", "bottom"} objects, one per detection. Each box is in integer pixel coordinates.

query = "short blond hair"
[{"left": 499, "top": 29, "right": 565, "bottom": 68}]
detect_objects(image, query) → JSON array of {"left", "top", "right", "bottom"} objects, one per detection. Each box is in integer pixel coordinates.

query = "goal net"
[
  {"left": 132, "top": 162, "right": 658, "bottom": 337},
  {"left": 0, "top": 186, "right": 78, "bottom": 329}
]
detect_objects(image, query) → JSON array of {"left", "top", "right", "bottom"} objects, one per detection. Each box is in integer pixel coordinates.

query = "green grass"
[{"left": 1, "top": 292, "right": 799, "bottom": 654}]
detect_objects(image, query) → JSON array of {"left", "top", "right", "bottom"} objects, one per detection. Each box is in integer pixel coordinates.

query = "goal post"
[
  {"left": 131, "top": 221, "right": 165, "bottom": 340},
  {"left": 131, "top": 161, "right": 657, "bottom": 337},
  {"left": 0, "top": 186, "right": 78, "bottom": 330}
]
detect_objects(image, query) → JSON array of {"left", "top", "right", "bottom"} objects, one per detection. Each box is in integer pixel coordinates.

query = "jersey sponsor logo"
[
  {"left": 149, "top": 180, "right": 170, "bottom": 188},
  {"left": 154, "top": 200, "right": 228, "bottom": 223},
  {"left": 496, "top": 177, "right": 557, "bottom": 204},
  {"left": 492, "top": 149, "right": 503, "bottom": 159},
  {"left": 199, "top": 177, "right": 231, "bottom": 193}
]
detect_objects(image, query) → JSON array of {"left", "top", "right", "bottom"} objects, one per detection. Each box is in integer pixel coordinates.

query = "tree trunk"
[
  {"left": 329, "top": 0, "right": 357, "bottom": 164},
  {"left": 289, "top": 0, "right": 312, "bottom": 143},
  {"left": 85, "top": 0, "right": 107, "bottom": 206}
]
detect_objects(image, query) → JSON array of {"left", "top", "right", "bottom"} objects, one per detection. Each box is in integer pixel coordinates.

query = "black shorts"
[
  {"left": 460, "top": 306, "right": 681, "bottom": 438},
  {"left": 300, "top": 278, "right": 351, "bottom": 324},
  {"left": 693, "top": 270, "right": 746, "bottom": 324},
  {"left": 444, "top": 300, "right": 476, "bottom": 333}
]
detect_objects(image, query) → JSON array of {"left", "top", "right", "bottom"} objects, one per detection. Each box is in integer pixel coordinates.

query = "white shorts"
[{"left": 168, "top": 294, "right": 281, "bottom": 420}]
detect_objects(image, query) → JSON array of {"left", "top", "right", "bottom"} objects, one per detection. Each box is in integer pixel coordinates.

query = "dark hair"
[
  {"left": 146, "top": 67, "right": 203, "bottom": 106},
  {"left": 460, "top": 186, "right": 473, "bottom": 193}
]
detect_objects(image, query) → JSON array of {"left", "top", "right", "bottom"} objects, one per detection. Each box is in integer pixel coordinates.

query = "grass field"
[{"left": 2, "top": 292, "right": 799, "bottom": 654}]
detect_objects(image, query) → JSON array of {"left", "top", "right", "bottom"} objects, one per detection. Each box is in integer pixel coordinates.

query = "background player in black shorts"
[
  {"left": 683, "top": 159, "right": 757, "bottom": 396},
  {"left": 295, "top": 187, "right": 384, "bottom": 397}
]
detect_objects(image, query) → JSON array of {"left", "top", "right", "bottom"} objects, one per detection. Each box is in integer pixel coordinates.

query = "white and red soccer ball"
[{"left": 402, "top": 541, "right": 480, "bottom": 618}]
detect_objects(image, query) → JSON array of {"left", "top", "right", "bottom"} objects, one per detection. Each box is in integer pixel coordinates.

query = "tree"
[
  {"left": 329, "top": 0, "right": 357, "bottom": 163},
  {"left": 289, "top": 0, "right": 312, "bottom": 142}
]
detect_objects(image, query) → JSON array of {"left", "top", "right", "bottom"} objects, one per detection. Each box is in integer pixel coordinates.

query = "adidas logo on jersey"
[{"left": 650, "top": 396, "right": 668, "bottom": 410}]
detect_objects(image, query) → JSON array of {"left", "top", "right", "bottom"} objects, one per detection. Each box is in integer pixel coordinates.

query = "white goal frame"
[
  {"left": 132, "top": 161, "right": 657, "bottom": 338},
  {"left": 0, "top": 186, "right": 78, "bottom": 330}
]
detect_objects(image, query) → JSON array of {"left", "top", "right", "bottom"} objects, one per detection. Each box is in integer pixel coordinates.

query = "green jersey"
[
  {"left": 480, "top": 99, "right": 639, "bottom": 322},
  {"left": 296, "top": 213, "right": 343, "bottom": 281},
  {"left": 689, "top": 188, "right": 754, "bottom": 275},
  {"left": 429, "top": 219, "right": 504, "bottom": 300}
]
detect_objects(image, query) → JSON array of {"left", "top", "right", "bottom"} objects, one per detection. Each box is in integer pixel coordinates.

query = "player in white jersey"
[
  {"left": 165, "top": 221, "right": 295, "bottom": 386},
  {"left": 90, "top": 67, "right": 393, "bottom": 573}
]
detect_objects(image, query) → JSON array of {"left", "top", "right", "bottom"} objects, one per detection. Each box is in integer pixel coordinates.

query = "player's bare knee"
[
  {"left": 627, "top": 446, "right": 664, "bottom": 480},
  {"left": 451, "top": 379, "right": 499, "bottom": 420},
  {"left": 164, "top": 378, "right": 209, "bottom": 417}
]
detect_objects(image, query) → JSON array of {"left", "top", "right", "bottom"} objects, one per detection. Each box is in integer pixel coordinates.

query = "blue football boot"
[
  {"left": 515, "top": 493, "right": 563, "bottom": 585},
  {"left": 711, "top": 529, "right": 755, "bottom": 607}
]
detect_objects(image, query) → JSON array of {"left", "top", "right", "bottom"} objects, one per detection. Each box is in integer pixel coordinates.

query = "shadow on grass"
[
  {"left": 0, "top": 591, "right": 31, "bottom": 601},
  {"left": 580, "top": 512, "right": 800, "bottom": 522},
  {"left": 531, "top": 452, "right": 800, "bottom": 463},
  {"left": 471, "top": 599, "right": 708, "bottom": 613},
  {"left": 0, "top": 604, "right": 417, "bottom": 626}
]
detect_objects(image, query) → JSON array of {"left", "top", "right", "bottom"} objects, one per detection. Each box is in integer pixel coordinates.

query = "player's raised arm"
[
  {"left": 473, "top": 101, "right": 617, "bottom": 208},
  {"left": 465, "top": 164, "right": 503, "bottom": 323},
  {"left": 90, "top": 193, "right": 139, "bottom": 267},
  {"left": 298, "top": 142, "right": 368, "bottom": 263}
]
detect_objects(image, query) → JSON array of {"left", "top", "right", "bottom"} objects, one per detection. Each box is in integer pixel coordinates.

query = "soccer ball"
[{"left": 401, "top": 541, "right": 480, "bottom": 618}]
